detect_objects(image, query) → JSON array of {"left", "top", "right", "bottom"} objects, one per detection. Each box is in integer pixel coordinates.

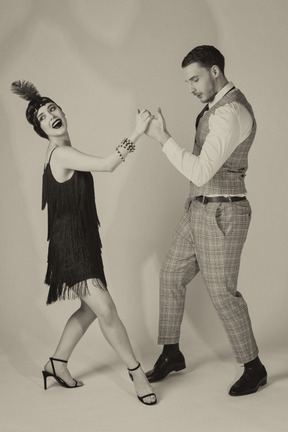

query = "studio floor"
[{"left": 1, "top": 344, "right": 287, "bottom": 432}]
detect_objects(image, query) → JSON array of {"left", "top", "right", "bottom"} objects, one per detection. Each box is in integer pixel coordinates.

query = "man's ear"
[{"left": 211, "top": 65, "right": 220, "bottom": 77}]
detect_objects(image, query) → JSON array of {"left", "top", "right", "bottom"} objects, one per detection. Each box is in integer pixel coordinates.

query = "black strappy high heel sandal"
[
  {"left": 42, "top": 357, "right": 82, "bottom": 390},
  {"left": 128, "top": 362, "right": 157, "bottom": 405}
]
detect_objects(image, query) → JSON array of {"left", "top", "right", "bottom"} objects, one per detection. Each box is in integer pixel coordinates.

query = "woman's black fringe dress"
[{"left": 42, "top": 149, "right": 107, "bottom": 304}]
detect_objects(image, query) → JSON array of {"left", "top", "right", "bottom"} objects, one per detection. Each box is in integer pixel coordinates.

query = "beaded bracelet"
[
  {"left": 121, "top": 137, "right": 135, "bottom": 153},
  {"left": 116, "top": 146, "right": 125, "bottom": 162}
]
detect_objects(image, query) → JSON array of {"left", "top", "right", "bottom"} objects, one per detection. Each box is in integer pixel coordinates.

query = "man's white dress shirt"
[{"left": 162, "top": 82, "right": 253, "bottom": 195}]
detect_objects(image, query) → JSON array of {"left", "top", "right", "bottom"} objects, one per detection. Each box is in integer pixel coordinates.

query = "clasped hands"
[{"left": 137, "top": 107, "right": 171, "bottom": 146}]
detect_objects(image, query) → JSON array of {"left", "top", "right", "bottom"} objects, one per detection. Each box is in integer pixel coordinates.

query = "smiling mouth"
[{"left": 52, "top": 119, "right": 63, "bottom": 129}]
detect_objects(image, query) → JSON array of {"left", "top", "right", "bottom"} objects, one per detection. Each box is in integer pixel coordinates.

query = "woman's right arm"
[
  {"left": 54, "top": 109, "right": 152, "bottom": 173},
  {"left": 55, "top": 145, "right": 128, "bottom": 173}
]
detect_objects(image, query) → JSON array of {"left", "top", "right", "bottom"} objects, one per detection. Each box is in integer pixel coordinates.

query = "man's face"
[{"left": 183, "top": 62, "right": 218, "bottom": 104}]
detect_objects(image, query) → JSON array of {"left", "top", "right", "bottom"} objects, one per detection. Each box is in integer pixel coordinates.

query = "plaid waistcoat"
[{"left": 189, "top": 89, "right": 256, "bottom": 198}]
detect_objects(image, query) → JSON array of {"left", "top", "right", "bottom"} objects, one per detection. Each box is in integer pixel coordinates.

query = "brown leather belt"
[{"left": 195, "top": 195, "right": 246, "bottom": 204}]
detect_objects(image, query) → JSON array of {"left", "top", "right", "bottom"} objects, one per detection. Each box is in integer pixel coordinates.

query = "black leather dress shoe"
[
  {"left": 146, "top": 352, "right": 186, "bottom": 383},
  {"left": 229, "top": 365, "right": 267, "bottom": 396}
]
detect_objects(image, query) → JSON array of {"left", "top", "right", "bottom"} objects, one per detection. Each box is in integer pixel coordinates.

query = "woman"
[{"left": 11, "top": 80, "right": 157, "bottom": 406}]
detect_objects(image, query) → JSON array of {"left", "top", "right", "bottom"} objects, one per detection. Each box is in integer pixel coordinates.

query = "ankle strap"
[
  {"left": 50, "top": 357, "right": 68, "bottom": 364},
  {"left": 127, "top": 362, "right": 141, "bottom": 372},
  {"left": 49, "top": 357, "right": 68, "bottom": 376}
]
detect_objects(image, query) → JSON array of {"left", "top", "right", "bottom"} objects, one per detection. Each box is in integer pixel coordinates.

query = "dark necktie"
[
  {"left": 195, "top": 86, "right": 236, "bottom": 129},
  {"left": 195, "top": 104, "right": 209, "bottom": 129}
]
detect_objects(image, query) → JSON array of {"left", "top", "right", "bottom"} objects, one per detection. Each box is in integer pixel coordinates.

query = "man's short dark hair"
[{"left": 181, "top": 45, "right": 225, "bottom": 74}]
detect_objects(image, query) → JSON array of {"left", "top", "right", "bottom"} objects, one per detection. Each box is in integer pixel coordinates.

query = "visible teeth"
[{"left": 52, "top": 119, "right": 62, "bottom": 129}]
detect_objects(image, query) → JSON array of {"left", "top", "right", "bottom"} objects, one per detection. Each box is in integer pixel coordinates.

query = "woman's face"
[{"left": 37, "top": 102, "right": 67, "bottom": 138}]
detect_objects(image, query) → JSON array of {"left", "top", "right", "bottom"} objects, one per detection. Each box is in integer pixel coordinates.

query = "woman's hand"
[{"left": 133, "top": 109, "right": 153, "bottom": 137}]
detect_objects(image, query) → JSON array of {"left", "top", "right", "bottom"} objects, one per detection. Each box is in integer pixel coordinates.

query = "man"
[{"left": 145, "top": 45, "right": 267, "bottom": 396}]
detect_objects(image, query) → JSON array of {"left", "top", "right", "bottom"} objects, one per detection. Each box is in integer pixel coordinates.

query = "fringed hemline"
[{"left": 46, "top": 277, "right": 107, "bottom": 305}]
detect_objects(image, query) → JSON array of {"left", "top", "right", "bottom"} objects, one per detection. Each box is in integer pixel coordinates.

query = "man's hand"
[{"left": 145, "top": 108, "right": 171, "bottom": 146}]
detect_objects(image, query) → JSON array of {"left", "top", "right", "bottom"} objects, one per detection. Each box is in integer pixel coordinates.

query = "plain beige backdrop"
[{"left": 0, "top": 1, "right": 287, "bottom": 431}]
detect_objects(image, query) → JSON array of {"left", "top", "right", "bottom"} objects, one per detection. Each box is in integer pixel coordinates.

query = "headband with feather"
[{"left": 11, "top": 80, "right": 58, "bottom": 139}]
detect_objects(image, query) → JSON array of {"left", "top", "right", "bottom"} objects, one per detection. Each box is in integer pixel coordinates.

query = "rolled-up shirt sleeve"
[{"left": 162, "top": 102, "right": 253, "bottom": 187}]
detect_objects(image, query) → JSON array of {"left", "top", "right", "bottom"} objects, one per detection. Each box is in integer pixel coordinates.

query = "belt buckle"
[{"left": 202, "top": 195, "right": 206, "bottom": 204}]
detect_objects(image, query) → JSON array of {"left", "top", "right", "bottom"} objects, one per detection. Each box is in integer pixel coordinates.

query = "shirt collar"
[{"left": 209, "top": 82, "right": 235, "bottom": 108}]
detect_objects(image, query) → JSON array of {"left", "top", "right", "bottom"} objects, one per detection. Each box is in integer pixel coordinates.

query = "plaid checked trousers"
[{"left": 158, "top": 198, "right": 259, "bottom": 364}]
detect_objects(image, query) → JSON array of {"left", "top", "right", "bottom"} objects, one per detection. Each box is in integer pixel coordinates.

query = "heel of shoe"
[
  {"left": 174, "top": 361, "right": 186, "bottom": 372},
  {"left": 42, "top": 358, "right": 82, "bottom": 389},
  {"left": 42, "top": 370, "right": 50, "bottom": 390}
]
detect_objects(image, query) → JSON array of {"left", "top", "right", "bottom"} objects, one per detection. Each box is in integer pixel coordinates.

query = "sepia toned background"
[{"left": 0, "top": 0, "right": 287, "bottom": 431}]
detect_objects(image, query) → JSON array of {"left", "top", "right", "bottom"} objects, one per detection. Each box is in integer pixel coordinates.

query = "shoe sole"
[{"left": 229, "top": 376, "right": 267, "bottom": 396}]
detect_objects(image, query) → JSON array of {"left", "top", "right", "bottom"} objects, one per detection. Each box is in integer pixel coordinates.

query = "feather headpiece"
[
  {"left": 11, "top": 80, "right": 43, "bottom": 103},
  {"left": 10, "top": 80, "right": 58, "bottom": 139}
]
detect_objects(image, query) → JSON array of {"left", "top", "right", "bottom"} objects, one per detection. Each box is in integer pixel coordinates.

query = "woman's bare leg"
[
  {"left": 44, "top": 299, "right": 96, "bottom": 386},
  {"left": 81, "top": 280, "right": 156, "bottom": 404}
]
